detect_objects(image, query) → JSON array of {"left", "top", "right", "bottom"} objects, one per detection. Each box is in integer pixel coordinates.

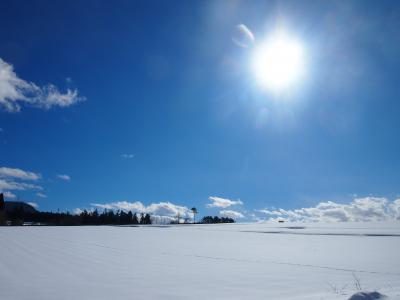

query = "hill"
[{"left": 4, "top": 201, "right": 38, "bottom": 214}]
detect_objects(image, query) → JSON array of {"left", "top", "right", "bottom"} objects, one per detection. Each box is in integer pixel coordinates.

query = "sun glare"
[{"left": 251, "top": 32, "right": 305, "bottom": 92}]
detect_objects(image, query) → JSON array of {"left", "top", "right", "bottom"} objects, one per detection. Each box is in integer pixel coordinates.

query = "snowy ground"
[{"left": 1, "top": 222, "right": 399, "bottom": 300}]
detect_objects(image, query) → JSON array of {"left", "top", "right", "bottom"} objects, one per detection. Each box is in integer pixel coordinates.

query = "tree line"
[
  {"left": 1, "top": 206, "right": 152, "bottom": 226},
  {"left": 1, "top": 194, "right": 236, "bottom": 225},
  {"left": 1, "top": 209, "right": 236, "bottom": 226},
  {"left": 200, "top": 216, "right": 235, "bottom": 224},
  {"left": 1, "top": 207, "right": 236, "bottom": 226}
]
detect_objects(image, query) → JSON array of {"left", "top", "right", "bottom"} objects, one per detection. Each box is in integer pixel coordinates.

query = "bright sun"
[{"left": 251, "top": 32, "right": 305, "bottom": 92}]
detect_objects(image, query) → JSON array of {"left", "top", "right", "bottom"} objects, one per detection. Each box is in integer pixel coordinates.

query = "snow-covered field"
[{"left": 1, "top": 222, "right": 399, "bottom": 300}]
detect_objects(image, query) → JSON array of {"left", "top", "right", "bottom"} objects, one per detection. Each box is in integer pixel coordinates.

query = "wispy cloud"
[
  {"left": 91, "top": 201, "right": 144, "bottom": 211},
  {"left": 36, "top": 192, "right": 47, "bottom": 198},
  {"left": 0, "top": 166, "right": 43, "bottom": 199},
  {"left": 257, "top": 197, "right": 400, "bottom": 222},
  {"left": 0, "top": 167, "right": 40, "bottom": 180},
  {"left": 3, "top": 191, "right": 16, "bottom": 199},
  {"left": 57, "top": 174, "right": 71, "bottom": 181},
  {"left": 207, "top": 196, "right": 243, "bottom": 208},
  {"left": 0, "top": 179, "right": 42, "bottom": 191},
  {"left": 220, "top": 210, "right": 244, "bottom": 219},
  {"left": 121, "top": 153, "right": 135, "bottom": 159},
  {"left": 0, "top": 57, "right": 85, "bottom": 112}
]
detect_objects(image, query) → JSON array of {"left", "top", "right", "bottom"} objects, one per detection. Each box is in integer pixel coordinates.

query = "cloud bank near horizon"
[
  {"left": 257, "top": 197, "right": 400, "bottom": 222},
  {"left": 73, "top": 196, "right": 400, "bottom": 223},
  {"left": 90, "top": 201, "right": 192, "bottom": 219},
  {"left": 220, "top": 209, "right": 245, "bottom": 219}
]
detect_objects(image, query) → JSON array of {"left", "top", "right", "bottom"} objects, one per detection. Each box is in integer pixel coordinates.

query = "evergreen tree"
[
  {"left": 0, "top": 193, "right": 5, "bottom": 225},
  {"left": 139, "top": 213, "right": 145, "bottom": 224},
  {"left": 119, "top": 210, "right": 128, "bottom": 225},
  {"left": 0, "top": 193, "right": 4, "bottom": 211},
  {"left": 132, "top": 213, "right": 139, "bottom": 224},
  {"left": 92, "top": 209, "right": 99, "bottom": 225},
  {"left": 144, "top": 213, "right": 152, "bottom": 224},
  {"left": 127, "top": 211, "right": 133, "bottom": 224}
]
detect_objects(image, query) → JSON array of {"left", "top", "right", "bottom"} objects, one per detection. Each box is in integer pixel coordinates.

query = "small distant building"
[{"left": 22, "top": 222, "right": 34, "bottom": 226}]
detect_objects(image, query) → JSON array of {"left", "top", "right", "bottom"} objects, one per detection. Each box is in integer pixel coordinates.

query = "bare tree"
[{"left": 191, "top": 207, "right": 198, "bottom": 224}]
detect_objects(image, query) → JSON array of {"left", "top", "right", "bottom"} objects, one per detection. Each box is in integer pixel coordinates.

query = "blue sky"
[{"left": 0, "top": 0, "right": 399, "bottom": 221}]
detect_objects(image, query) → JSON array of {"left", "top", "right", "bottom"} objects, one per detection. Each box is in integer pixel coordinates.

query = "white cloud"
[
  {"left": 91, "top": 201, "right": 191, "bottom": 218},
  {"left": 121, "top": 154, "right": 135, "bottom": 159},
  {"left": 0, "top": 167, "right": 40, "bottom": 180},
  {"left": 0, "top": 57, "right": 85, "bottom": 112},
  {"left": 27, "top": 202, "right": 39, "bottom": 209},
  {"left": 3, "top": 191, "right": 16, "bottom": 199},
  {"left": 0, "top": 167, "right": 43, "bottom": 199},
  {"left": 146, "top": 202, "right": 190, "bottom": 217},
  {"left": 57, "top": 174, "right": 71, "bottom": 181},
  {"left": 257, "top": 197, "right": 400, "bottom": 222},
  {"left": 207, "top": 196, "right": 243, "bottom": 208},
  {"left": 0, "top": 179, "right": 42, "bottom": 191},
  {"left": 36, "top": 192, "right": 47, "bottom": 198},
  {"left": 73, "top": 208, "right": 83, "bottom": 215},
  {"left": 219, "top": 210, "right": 245, "bottom": 219}
]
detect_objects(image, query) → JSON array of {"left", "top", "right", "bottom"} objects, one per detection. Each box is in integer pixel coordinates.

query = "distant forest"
[{"left": 0, "top": 194, "right": 235, "bottom": 226}]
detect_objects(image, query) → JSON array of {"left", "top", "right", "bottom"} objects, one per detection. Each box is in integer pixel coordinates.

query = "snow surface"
[{"left": 1, "top": 222, "right": 400, "bottom": 300}]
